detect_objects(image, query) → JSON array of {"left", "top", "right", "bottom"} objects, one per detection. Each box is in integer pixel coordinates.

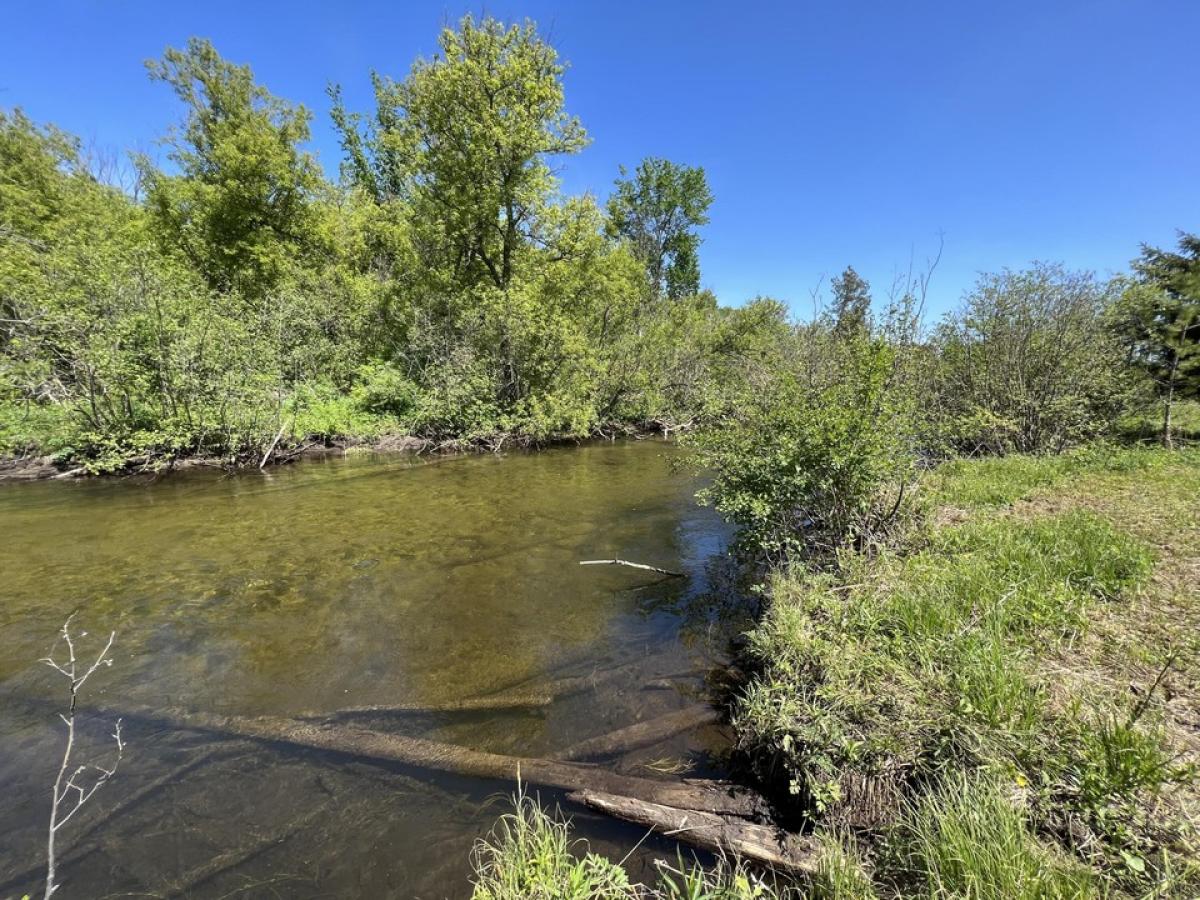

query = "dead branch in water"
[
  {"left": 40, "top": 616, "right": 124, "bottom": 900},
  {"left": 554, "top": 704, "right": 721, "bottom": 761},
  {"left": 579, "top": 559, "right": 685, "bottom": 577},
  {"left": 568, "top": 790, "right": 818, "bottom": 876}
]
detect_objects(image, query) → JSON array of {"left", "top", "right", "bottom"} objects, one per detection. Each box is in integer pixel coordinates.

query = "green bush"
[{"left": 687, "top": 332, "right": 918, "bottom": 562}]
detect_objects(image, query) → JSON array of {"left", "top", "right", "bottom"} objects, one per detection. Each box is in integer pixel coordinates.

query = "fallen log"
[
  {"left": 165, "top": 709, "right": 762, "bottom": 818},
  {"left": 313, "top": 690, "right": 554, "bottom": 719},
  {"left": 554, "top": 704, "right": 721, "bottom": 761},
  {"left": 568, "top": 790, "right": 818, "bottom": 876},
  {"left": 317, "top": 660, "right": 654, "bottom": 721},
  {"left": 579, "top": 559, "right": 686, "bottom": 577}
]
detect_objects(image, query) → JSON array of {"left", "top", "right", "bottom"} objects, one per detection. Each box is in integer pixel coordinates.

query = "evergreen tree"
[
  {"left": 1118, "top": 232, "right": 1200, "bottom": 447},
  {"left": 830, "top": 266, "right": 872, "bottom": 338}
]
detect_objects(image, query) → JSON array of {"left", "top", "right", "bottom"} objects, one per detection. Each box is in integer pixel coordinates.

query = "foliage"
[
  {"left": 607, "top": 157, "right": 713, "bottom": 300},
  {"left": 141, "top": 37, "right": 322, "bottom": 298},
  {"left": 2, "top": 19, "right": 764, "bottom": 468},
  {"left": 687, "top": 314, "right": 920, "bottom": 562},
  {"left": 829, "top": 266, "right": 872, "bottom": 339},
  {"left": 1113, "top": 233, "right": 1200, "bottom": 447},
  {"left": 931, "top": 264, "right": 1140, "bottom": 454},
  {"left": 733, "top": 449, "right": 1199, "bottom": 896}
]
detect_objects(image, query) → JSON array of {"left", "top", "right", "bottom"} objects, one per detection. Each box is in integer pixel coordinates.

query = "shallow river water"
[{"left": 0, "top": 440, "right": 747, "bottom": 898}]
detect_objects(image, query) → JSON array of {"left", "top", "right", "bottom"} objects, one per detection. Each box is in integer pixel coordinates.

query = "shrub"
[
  {"left": 932, "top": 264, "right": 1140, "bottom": 454},
  {"left": 687, "top": 331, "right": 918, "bottom": 562}
]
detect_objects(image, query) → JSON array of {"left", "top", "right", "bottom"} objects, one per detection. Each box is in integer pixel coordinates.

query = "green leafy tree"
[
  {"left": 1116, "top": 233, "right": 1200, "bottom": 447},
  {"left": 606, "top": 157, "right": 712, "bottom": 300},
  {"left": 140, "top": 38, "right": 322, "bottom": 298},
  {"left": 933, "top": 264, "right": 1137, "bottom": 454},
  {"left": 829, "top": 265, "right": 872, "bottom": 338},
  {"left": 341, "top": 15, "right": 588, "bottom": 294}
]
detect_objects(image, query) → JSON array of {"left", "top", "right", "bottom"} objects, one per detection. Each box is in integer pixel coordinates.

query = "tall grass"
[
  {"left": 470, "top": 790, "right": 803, "bottom": 900},
  {"left": 734, "top": 490, "right": 1193, "bottom": 893},
  {"left": 891, "top": 773, "right": 1096, "bottom": 900}
]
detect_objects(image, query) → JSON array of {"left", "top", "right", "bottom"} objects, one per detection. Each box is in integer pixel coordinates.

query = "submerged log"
[
  {"left": 314, "top": 691, "right": 554, "bottom": 719},
  {"left": 167, "top": 709, "right": 763, "bottom": 818},
  {"left": 318, "top": 659, "right": 661, "bottom": 721},
  {"left": 568, "top": 790, "right": 818, "bottom": 876},
  {"left": 579, "top": 559, "right": 686, "bottom": 577},
  {"left": 554, "top": 704, "right": 721, "bottom": 761}
]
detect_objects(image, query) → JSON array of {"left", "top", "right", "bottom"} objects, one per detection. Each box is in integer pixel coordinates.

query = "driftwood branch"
[
  {"left": 259, "top": 421, "right": 288, "bottom": 470},
  {"left": 554, "top": 705, "right": 720, "bottom": 761},
  {"left": 568, "top": 790, "right": 818, "bottom": 876},
  {"left": 579, "top": 559, "right": 685, "bottom": 577}
]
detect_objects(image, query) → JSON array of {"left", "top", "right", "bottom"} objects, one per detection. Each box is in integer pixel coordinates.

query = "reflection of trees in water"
[{"left": 629, "top": 551, "right": 760, "bottom": 648}]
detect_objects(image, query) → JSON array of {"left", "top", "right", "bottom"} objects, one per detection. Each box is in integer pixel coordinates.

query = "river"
[{"left": 0, "top": 440, "right": 747, "bottom": 897}]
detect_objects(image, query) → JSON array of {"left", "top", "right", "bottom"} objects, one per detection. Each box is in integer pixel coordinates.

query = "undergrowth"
[{"left": 734, "top": 451, "right": 1199, "bottom": 896}]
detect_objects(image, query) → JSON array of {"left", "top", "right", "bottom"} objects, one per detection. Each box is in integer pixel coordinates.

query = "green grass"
[
  {"left": 470, "top": 790, "right": 802, "bottom": 900},
  {"left": 734, "top": 447, "right": 1199, "bottom": 896},
  {"left": 470, "top": 789, "right": 637, "bottom": 900},
  {"left": 924, "top": 444, "right": 1178, "bottom": 510},
  {"left": 890, "top": 773, "right": 1097, "bottom": 899}
]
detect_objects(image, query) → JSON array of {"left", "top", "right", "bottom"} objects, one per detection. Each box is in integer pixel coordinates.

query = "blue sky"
[{"left": 2, "top": 1, "right": 1197, "bottom": 316}]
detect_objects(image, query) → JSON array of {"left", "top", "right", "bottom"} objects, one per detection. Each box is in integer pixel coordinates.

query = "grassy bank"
[
  {"left": 735, "top": 446, "right": 1199, "bottom": 897},
  {"left": 468, "top": 447, "right": 1200, "bottom": 898}
]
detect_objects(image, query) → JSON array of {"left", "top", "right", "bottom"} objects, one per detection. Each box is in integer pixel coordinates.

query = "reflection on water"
[{"left": 0, "top": 440, "right": 750, "bottom": 898}]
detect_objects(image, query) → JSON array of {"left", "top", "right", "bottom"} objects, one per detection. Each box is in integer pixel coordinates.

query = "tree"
[
  {"left": 829, "top": 266, "right": 872, "bottom": 338},
  {"left": 606, "top": 157, "right": 712, "bottom": 300},
  {"left": 933, "top": 264, "right": 1136, "bottom": 454},
  {"left": 140, "top": 38, "right": 322, "bottom": 298},
  {"left": 336, "top": 16, "right": 587, "bottom": 294},
  {"left": 1117, "top": 233, "right": 1200, "bottom": 447}
]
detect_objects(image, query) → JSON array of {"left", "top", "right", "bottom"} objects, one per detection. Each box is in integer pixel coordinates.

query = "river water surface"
[{"left": 0, "top": 440, "right": 746, "bottom": 898}]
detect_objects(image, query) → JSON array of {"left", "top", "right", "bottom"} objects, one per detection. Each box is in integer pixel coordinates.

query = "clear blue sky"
[{"left": 2, "top": 1, "right": 1197, "bottom": 316}]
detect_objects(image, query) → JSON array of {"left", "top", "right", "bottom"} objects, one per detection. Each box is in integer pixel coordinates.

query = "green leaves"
[
  {"left": 141, "top": 37, "right": 322, "bottom": 298},
  {"left": 607, "top": 157, "right": 713, "bottom": 300}
]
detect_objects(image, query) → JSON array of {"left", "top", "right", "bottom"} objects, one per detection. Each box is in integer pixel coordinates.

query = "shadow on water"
[{"left": 0, "top": 440, "right": 754, "bottom": 898}]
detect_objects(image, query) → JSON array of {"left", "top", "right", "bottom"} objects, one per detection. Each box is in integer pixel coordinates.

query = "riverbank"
[
  {"left": 469, "top": 445, "right": 1200, "bottom": 898},
  {"left": 0, "top": 421, "right": 683, "bottom": 483}
]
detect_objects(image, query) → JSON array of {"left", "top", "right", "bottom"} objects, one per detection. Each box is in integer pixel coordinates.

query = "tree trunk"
[{"left": 1162, "top": 356, "right": 1178, "bottom": 449}]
